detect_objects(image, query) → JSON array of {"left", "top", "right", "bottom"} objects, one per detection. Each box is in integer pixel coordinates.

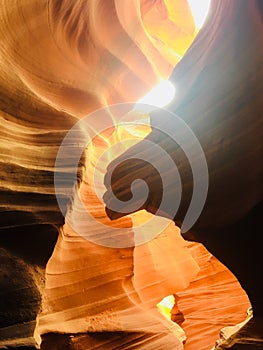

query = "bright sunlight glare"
[
  {"left": 134, "top": 79, "right": 176, "bottom": 113},
  {"left": 134, "top": 0, "right": 211, "bottom": 113},
  {"left": 157, "top": 295, "right": 175, "bottom": 319},
  {"left": 188, "top": 0, "right": 211, "bottom": 29}
]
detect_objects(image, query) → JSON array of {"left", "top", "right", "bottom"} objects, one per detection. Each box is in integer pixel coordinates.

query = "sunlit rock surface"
[
  {"left": 0, "top": 0, "right": 198, "bottom": 349},
  {"left": 0, "top": 0, "right": 196, "bottom": 238},
  {"left": 103, "top": 0, "right": 263, "bottom": 349},
  {"left": 34, "top": 124, "right": 200, "bottom": 349},
  {"left": 0, "top": 0, "right": 262, "bottom": 349}
]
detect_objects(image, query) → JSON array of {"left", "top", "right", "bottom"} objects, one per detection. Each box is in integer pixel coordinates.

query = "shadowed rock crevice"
[{"left": 0, "top": 249, "right": 41, "bottom": 328}]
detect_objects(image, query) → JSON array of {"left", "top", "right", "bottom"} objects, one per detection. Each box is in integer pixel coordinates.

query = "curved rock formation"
[
  {"left": 1, "top": 0, "right": 261, "bottom": 348},
  {"left": 34, "top": 123, "right": 201, "bottom": 349},
  {"left": 0, "top": 0, "right": 196, "bottom": 256},
  {"left": 104, "top": 0, "right": 263, "bottom": 348},
  {"left": 0, "top": 0, "right": 201, "bottom": 349}
]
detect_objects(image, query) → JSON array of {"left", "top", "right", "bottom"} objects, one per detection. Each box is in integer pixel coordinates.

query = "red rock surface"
[
  {"left": 177, "top": 242, "right": 250, "bottom": 350},
  {"left": 0, "top": 1, "right": 262, "bottom": 349}
]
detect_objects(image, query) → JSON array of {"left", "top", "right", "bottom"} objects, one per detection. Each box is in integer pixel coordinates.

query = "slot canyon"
[{"left": 0, "top": 1, "right": 262, "bottom": 349}]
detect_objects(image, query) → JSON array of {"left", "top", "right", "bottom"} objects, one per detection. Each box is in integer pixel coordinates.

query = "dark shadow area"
[{"left": 0, "top": 224, "right": 58, "bottom": 267}]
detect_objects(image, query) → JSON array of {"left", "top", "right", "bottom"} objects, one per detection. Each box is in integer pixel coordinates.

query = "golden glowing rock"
[{"left": 0, "top": 1, "right": 199, "bottom": 347}]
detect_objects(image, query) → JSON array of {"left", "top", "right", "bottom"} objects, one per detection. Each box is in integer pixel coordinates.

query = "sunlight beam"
[{"left": 187, "top": 0, "right": 211, "bottom": 30}]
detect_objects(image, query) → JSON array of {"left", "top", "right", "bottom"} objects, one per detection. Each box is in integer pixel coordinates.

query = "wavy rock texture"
[
  {"left": 34, "top": 124, "right": 200, "bottom": 349},
  {"left": 0, "top": 0, "right": 201, "bottom": 349},
  {"left": 104, "top": 0, "right": 263, "bottom": 349},
  {"left": 0, "top": 0, "right": 196, "bottom": 229},
  {"left": 105, "top": 0, "right": 263, "bottom": 231},
  {"left": 1, "top": 0, "right": 262, "bottom": 349}
]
